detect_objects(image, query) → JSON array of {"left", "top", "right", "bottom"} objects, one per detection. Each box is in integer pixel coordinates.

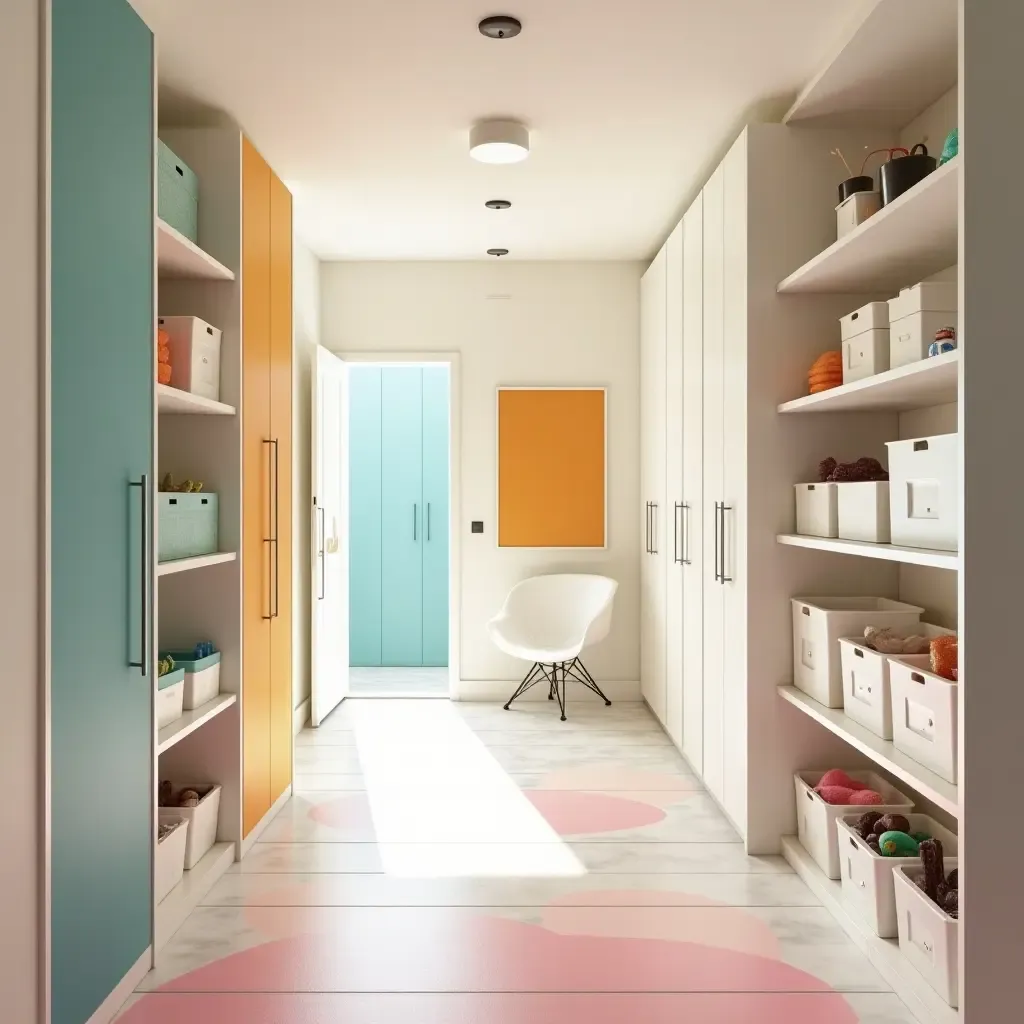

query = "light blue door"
[
  {"left": 348, "top": 366, "right": 383, "bottom": 666},
  {"left": 421, "top": 367, "right": 450, "bottom": 667},
  {"left": 51, "top": 1, "right": 154, "bottom": 1020},
  {"left": 380, "top": 368, "right": 424, "bottom": 665}
]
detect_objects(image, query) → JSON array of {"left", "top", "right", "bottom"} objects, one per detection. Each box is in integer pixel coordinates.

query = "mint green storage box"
[
  {"left": 157, "top": 666, "right": 185, "bottom": 691},
  {"left": 157, "top": 139, "right": 199, "bottom": 243},
  {"left": 158, "top": 493, "right": 218, "bottom": 562}
]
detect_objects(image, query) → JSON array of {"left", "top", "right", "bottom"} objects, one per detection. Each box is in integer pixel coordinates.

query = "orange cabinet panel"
[
  {"left": 269, "top": 170, "right": 294, "bottom": 803},
  {"left": 242, "top": 136, "right": 272, "bottom": 837}
]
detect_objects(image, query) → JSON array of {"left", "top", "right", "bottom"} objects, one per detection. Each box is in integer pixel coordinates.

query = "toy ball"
[
  {"left": 878, "top": 830, "right": 920, "bottom": 857},
  {"left": 817, "top": 769, "right": 863, "bottom": 790},
  {"left": 855, "top": 810, "right": 883, "bottom": 839},
  {"left": 847, "top": 789, "right": 883, "bottom": 805}
]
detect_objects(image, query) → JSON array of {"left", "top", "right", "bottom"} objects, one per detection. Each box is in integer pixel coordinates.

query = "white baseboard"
[
  {"left": 293, "top": 697, "right": 310, "bottom": 735},
  {"left": 455, "top": 678, "right": 641, "bottom": 703},
  {"left": 240, "top": 784, "right": 293, "bottom": 858},
  {"left": 87, "top": 946, "right": 151, "bottom": 1024}
]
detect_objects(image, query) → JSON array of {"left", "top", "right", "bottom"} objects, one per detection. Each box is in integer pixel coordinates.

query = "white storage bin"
[
  {"left": 886, "top": 434, "right": 959, "bottom": 552},
  {"left": 164, "top": 650, "right": 222, "bottom": 710},
  {"left": 894, "top": 861, "right": 960, "bottom": 1007},
  {"left": 794, "top": 771, "right": 915, "bottom": 879},
  {"left": 159, "top": 783, "right": 222, "bottom": 869},
  {"left": 792, "top": 597, "right": 925, "bottom": 708},
  {"left": 839, "top": 624, "right": 954, "bottom": 739},
  {"left": 842, "top": 330, "right": 890, "bottom": 383},
  {"left": 159, "top": 315, "right": 223, "bottom": 402},
  {"left": 889, "top": 655, "right": 959, "bottom": 783},
  {"left": 794, "top": 482, "right": 838, "bottom": 538},
  {"left": 156, "top": 670, "right": 185, "bottom": 729},
  {"left": 838, "top": 481, "right": 891, "bottom": 544},
  {"left": 888, "top": 283, "right": 958, "bottom": 369},
  {"left": 155, "top": 817, "right": 189, "bottom": 903},
  {"left": 836, "top": 190, "right": 881, "bottom": 238},
  {"left": 888, "top": 282, "right": 958, "bottom": 323},
  {"left": 840, "top": 301, "right": 890, "bottom": 340},
  {"left": 837, "top": 813, "right": 958, "bottom": 937}
]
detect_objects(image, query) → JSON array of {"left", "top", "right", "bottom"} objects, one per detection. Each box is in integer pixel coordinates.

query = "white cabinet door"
[
  {"left": 664, "top": 220, "right": 685, "bottom": 748},
  {"left": 701, "top": 163, "right": 726, "bottom": 804},
  {"left": 681, "top": 194, "right": 704, "bottom": 772},
  {"left": 640, "top": 246, "right": 667, "bottom": 725},
  {"left": 722, "top": 134, "right": 749, "bottom": 829}
]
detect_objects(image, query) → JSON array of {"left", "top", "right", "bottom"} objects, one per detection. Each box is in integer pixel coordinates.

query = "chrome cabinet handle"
[
  {"left": 262, "top": 440, "right": 276, "bottom": 620},
  {"left": 427, "top": 502, "right": 432, "bottom": 542},
  {"left": 720, "top": 503, "right": 733, "bottom": 584},
  {"left": 644, "top": 501, "right": 651, "bottom": 554},
  {"left": 129, "top": 475, "right": 148, "bottom": 676},
  {"left": 681, "top": 502, "right": 692, "bottom": 565},
  {"left": 317, "top": 503, "right": 326, "bottom": 601},
  {"left": 650, "top": 503, "right": 659, "bottom": 555},
  {"left": 272, "top": 438, "right": 280, "bottom": 618},
  {"left": 713, "top": 501, "right": 721, "bottom": 582},
  {"left": 413, "top": 503, "right": 418, "bottom": 542},
  {"left": 673, "top": 502, "right": 682, "bottom": 564}
]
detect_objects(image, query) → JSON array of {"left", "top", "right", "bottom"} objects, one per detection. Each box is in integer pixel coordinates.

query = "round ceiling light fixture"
[
  {"left": 478, "top": 15, "right": 522, "bottom": 39},
  {"left": 487, "top": 248, "right": 510, "bottom": 257},
  {"left": 485, "top": 199, "right": 512, "bottom": 210},
  {"left": 470, "top": 120, "right": 530, "bottom": 164}
]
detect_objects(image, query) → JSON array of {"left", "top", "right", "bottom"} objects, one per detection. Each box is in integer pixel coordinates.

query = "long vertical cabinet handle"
[
  {"left": 644, "top": 502, "right": 650, "bottom": 554},
  {"left": 673, "top": 502, "right": 683, "bottom": 564},
  {"left": 681, "top": 503, "right": 692, "bottom": 565},
  {"left": 317, "top": 503, "right": 326, "bottom": 601},
  {"left": 650, "top": 503, "right": 658, "bottom": 555},
  {"left": 413, "top": 504, "right": 418, "bottom": 542},
  {"left": 713, "top": 501, "right": 721, "bottom": 582},
  {"left": 129, "top": 475, "right": 148, "bottom": 675},
  {"left": 262, "top": 440, "right": 275, "bottom": 621},
  {"left": 427, "top": 502, "right": 432, "bottom": 542},
  {"left": 720, "top": 504, "right": 733, "bottom": 584},
  {"left": 272, "top": 438, "right": 280, "bottom": 618}
]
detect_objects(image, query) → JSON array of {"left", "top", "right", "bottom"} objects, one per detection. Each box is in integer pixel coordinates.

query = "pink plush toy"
[
  {"left": 813, "top": 769, "right": 883, "bottom": 805},
  {"left": 816, "top": 785, "right": 855, "bottom": 804},
  {"left": 848, "top": 789, "right": 883, "bottom": 805},
  {"left": 817, "top": 769, "right": 866, "bottom": 791}
]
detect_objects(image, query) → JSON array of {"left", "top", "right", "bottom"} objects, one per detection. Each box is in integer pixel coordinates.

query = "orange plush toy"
[
  {"left": 157, "top": 327, "right": 172, "bottom": 385},
  {"left": 808, "top": 350, "right": 843, "bottom": 394}
]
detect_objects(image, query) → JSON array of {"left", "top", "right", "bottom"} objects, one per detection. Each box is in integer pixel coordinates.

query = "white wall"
[
  {"left": 320, "top": 261, "right": 642, "bottom": 692},
  {"left": 292, "top": 238, "right": 319, "bottom": 716},
  {"left": 0, "top": 0, "right": 41, "bottom": 1019}
]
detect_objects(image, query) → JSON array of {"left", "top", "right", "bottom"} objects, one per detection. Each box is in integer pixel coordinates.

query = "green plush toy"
[
  {"left": 878, "top": 830, "right": 920, "bottom": 857},
  {"left": 939, "top": 128, "right": 959, "bottom": 166}
]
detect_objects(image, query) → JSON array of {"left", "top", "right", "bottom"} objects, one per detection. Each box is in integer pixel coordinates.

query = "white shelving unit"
[
  {"left": 157, "top": 694, "right": 237, "bottom": 755},
  {"left": 157, "top": 551, "right": 238, "bottom": 576},
  {"left": 157, "top": 383, "right": 236, "bottom": 416},
  {"left": 157, "top": 219, "right": 235, "bottom": 281},
  {"left": 777, "top": 534, "right": 958, "bottom": 571},
  {"left": 154, "top": 841, "right": 234, "bottom": 950},
  {"left": 777, "top": 157, "right": 959, "bottom": 294}
]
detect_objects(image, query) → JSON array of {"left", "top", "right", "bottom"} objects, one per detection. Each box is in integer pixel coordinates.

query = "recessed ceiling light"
[
  {"left": 470, "top": 120, "right": 529, "bottom": 164},
  {"left": 487, "top": 248, "right": 510, "bottom": 257},
  {"left": 479, "top": 15, "right": 522, "bottom": 39},
  {"left": 485, "top": 199, "right": 512, "bottom": 210}
]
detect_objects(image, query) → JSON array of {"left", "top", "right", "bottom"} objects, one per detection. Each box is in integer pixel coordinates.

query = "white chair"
[{"left": 488, "top": 574, "right": 618, "bottom": 720}]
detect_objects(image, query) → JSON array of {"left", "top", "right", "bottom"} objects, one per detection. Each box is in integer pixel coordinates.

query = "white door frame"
[{"left": 338, "top": 350, "right": 461, "bottom": 697}]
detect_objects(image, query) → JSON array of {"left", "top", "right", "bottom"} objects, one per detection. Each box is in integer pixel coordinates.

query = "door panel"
[
  {"left": 50, "top": 1, "right": 154, "bottom": 1018},
  {"left": 681, "top": 194, "right": 705, "bottom": 773},
  {"left": 702, "top": 164, "right": 726, "bottom": 805},
  {"left": 269, "top": 171, "right": 293, "bottom": 802},
  {"left": 380, "top": 367, "right": 424, "bottom": 665},
  {"left": 348, "top": 366, "right": 383, "bottom": 666},
  {"left": 421, "top": 366, "right": 450, "bottom": 668},
  {"left": 241, "top": 137, "right": 272, "bottom": 835}
]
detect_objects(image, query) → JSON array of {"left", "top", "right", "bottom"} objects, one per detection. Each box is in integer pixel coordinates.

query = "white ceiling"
[{"left": 132, "top": 0, "right": 862, "bottom": 261}]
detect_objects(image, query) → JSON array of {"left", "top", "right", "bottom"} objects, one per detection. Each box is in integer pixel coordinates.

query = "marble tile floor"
[
  {"left": 348, "top": 666, "right": 450, "bottom": 696},
  {"left": 120, "top": 699, "right": 923, "bottom": 1023}
]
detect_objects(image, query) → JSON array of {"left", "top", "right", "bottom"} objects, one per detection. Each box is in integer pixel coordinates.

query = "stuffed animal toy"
[{"left": 862, "top": 626, "right": 931, "bottom": 655}]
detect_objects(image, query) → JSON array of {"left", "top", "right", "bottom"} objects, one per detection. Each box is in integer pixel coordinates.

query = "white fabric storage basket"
[
  {"left": 838, "top": 481, "right": 891, "bottom": 543},
  {"left": 155, "top": 817, "right": 189, "bottom": 903},
  {"left": 156, "top": 677, "right": 184, "bottom": 729},
  {"left": 160, "top": 315, "right": 223, "bottom": 401},
  {"left": 794, "top": 771, "right": 915, "bottom": 879},
  {"left": 836, "top": 191, "right": 881, "bottom": 238},
  {"left": 837, "top": 814, "right": 958, "bottom": 938},
  {"left": 794, "top": 483, "right": 838, "bottom": 538},
  {"left": 894, "top": 861, "right": 960, "bottom": 1007},
  {"left": 886, "top": 434, "right": 959, "bottom": 552},
  {"left": 889, "top": 655, "right": 959, "bottom": 783},
  {"left": 792, "top": 597, "right": 925, "bottom": 708},
  {"left": 842, "top": 329, "right": 890, "bottom": 383},
  {"left": 839, "top": 624, "right": 954, "bottom": 739},
  {"left": 888, "top": 284, "right": 958, "bottom": 369},
  {"left": 841, "top": 301, "right": 890, "bottom": 340},
  {"left": 159, "top": 784, "right": 222, "bottom": 869}
]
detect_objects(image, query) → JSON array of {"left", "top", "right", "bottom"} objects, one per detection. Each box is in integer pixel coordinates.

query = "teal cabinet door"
[
  {"left": 421, "top": 367, "right": 450, "bottom": 667},
  {"left": 380, "top": 368, "right": 424, "bottom": 665},
  {"left": 348, "top": 366, "right": 383, "bottom": 666},
  {"left": 50, "top": 1, "right": 154, "bottom": 1021}
]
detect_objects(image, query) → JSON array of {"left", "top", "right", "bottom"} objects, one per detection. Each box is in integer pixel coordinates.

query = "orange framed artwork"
[{"left": 496, "top": 387, "right": 607, "bottom": 548}]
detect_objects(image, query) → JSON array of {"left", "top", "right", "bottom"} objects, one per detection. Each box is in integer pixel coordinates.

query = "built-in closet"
[{"left": 349, "top": 365, "right": 450, "bottom": 667}]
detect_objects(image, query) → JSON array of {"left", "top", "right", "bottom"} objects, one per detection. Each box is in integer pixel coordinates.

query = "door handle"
[
  {"left": 427, "top": 502, "right": 431, "bottom": 542},
  {"left": 713, "top": 501, "right": 721, "bottom": 582},
  {"left": 720, "top": 503, "right": 733, "bottom": 584},
  {"left": 681, "top": 502, "right": 692, "bottom": 566},
  {"left": 673, "top": 502, "right": 682, "bottom": 565},
  {"left": 413, "top": 503, "right": 418, "bottom": 542},
  {"left": 650, "top": 502, "right": 658, "bottom": 555},
  {"left": 272, "top": 438, "right": 280, "bottom": 618},
  {"left": 262, "top": 440, "right": 275, "bottom": 620},
  {"left": 317, "top": 503, "right": 326, "bottom": 601},
  {"left": 129, "top": 475, "right": 148, "bottom": 676}
]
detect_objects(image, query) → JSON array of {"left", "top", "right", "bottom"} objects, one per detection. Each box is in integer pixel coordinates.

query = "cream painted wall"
[
  {"left": 292, "top": 238, "right": 319, "bottom": 714},
  {"left": 0, "top": 1, "right": 41, "bottom": 1019},
  {"left": 320, "top": 261, "right": 642, "bottom": 690}
]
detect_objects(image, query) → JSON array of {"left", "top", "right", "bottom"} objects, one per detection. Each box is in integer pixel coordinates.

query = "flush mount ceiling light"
[
  {"left": 479, "top": 15, "right": 522, "bottom": 39},
  {"left": 487, "top": 248, "right": 510, "bottom": 256},
  {"left": 470, "top": 120, "right": 530, "bottom": 164},
  {"left": 485, "top": 199, "right": 512, "bottom": 210}
]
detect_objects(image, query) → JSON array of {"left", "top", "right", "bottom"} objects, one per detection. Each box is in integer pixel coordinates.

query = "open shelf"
[
  {"left": 157, "top": 384, "right": 236, "bottom": 416},
  {"left": 157, "top": 551, "right": 237, "bottom": 577},
  {"left": 157, "top": 693, "right": 237, "bottom": 755},
  {"left": 157, "top": 219, "right": 234, "bottom": 281},
  {"left": 777, "top": 157, "right": 959, "bottom": 295},
  {"left": 155, "top": 841, "right": 234, "bottom": 950},
  {"left": 778, "top": 686, "right": 958, "bottom": 816},
  {"left": 783, "top": 0, "right": 958, "bottom": 129},
  {"left": 777, "top": 533, "right": 958, "bottom": 570},
  {"left": 781, "top": 836, "right": 957, "bottom": 1024},
  {"left": 778, "top": 352, "right": 958, "bottom": 414}
]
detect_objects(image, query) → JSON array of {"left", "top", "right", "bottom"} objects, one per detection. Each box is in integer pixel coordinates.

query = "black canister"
[
  {"left": 879, "top": 144, "right": 937, "bottom": 205},
  {"left": 838, "top": 175, "right": 875, "bottom": 204}
]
